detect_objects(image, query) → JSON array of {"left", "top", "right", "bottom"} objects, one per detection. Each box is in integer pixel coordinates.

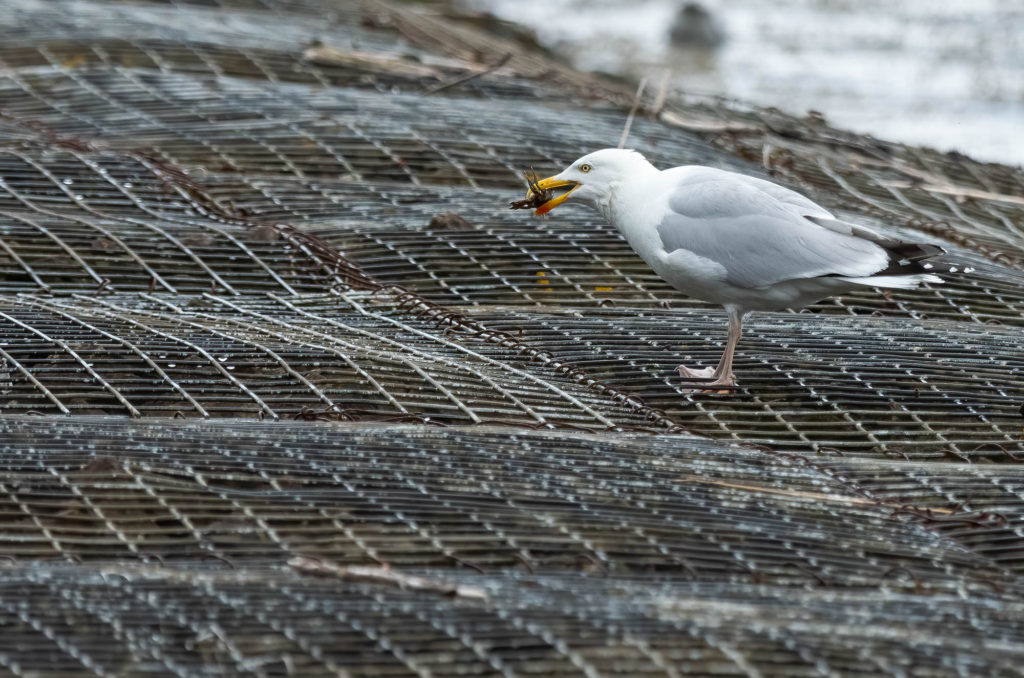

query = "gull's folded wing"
[{"left": 657, "top": 171, "right": 889, "bottom": 289}]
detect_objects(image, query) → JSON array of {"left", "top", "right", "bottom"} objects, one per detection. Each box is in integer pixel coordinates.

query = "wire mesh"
[
  {"left": 2, "top": 564, "right": 1020, "bottom": 677},
  {"left": 0, "top": 0, "right": 1023, "bottom": 674},
  {"left": 0, "top": 418, "right": 1011, "bottom": 581},
  {"left": 0, "top": 419, "right": 1021, "bottom": 675},
  {"left": 469, "top": 304, "right": 1024, "bottom": 460},
  {"left": 0, "top": 289, "right": 1019, "bottom": 460},
  {"left": 0, "top": 292, "right": 654, "bottom": 429}
]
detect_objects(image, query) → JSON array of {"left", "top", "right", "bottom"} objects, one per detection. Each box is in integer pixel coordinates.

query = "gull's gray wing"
[
  {"left": 729, "top": 171, "right": 834, "bottom": 219},
  {"left": 657, "top": 171, "right": 888, "bottom": 289}
]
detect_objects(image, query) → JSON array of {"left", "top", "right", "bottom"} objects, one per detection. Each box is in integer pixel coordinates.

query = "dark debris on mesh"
[{"left": 0, "top": 0, "right": 1023, "bottom": 674}]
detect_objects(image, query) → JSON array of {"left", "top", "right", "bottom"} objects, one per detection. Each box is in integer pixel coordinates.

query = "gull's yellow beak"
[{"left": 530, "top": 177, "right": 580, "bottom": 215}]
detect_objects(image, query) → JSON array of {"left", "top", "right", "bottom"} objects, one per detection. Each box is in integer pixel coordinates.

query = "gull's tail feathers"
[
  {"left": 839, "top": 273, "right": 944, "bottom": 289},
  {"left": 807, "top": 216, "right": 947, "bottom": 279}
]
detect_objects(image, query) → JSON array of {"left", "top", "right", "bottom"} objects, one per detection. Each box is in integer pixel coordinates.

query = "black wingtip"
[
  {"left": 888, "top": 242, "right": 945, "bottom": 261},
  {"left": 878, "top": 241, "right": 946, "bottom": 276}
]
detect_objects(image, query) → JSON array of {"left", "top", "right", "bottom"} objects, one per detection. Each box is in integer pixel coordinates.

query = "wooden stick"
[
  {"left": 659, "top": 110, "right": 762, "bottom": 134},
  {"left": 673, "top": 475, "right": 956, "bottom": 514},
  {"left": 289, "top": 556, "right": 488, "bottom": 599},
  {"left": 617, "top": 77, "right": 648, "bottom": 149},
  {"left": 650, "top": 69, "right": 672, "bottom": 117},
  {"left": 424, "top": 52, "right": 513, "bottom": 96}
]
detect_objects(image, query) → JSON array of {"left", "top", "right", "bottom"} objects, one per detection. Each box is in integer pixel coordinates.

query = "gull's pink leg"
[
  {"left": 677, "top": 307, "right": 744, "bottom": 388},
  {"left": 706, "top": 307, "right": 744, "bottom": 387}
]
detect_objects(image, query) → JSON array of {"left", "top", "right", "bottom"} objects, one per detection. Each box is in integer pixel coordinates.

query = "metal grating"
[
  {"left": 3, "top": 565, "right": 1021, "bottom": 677},
  {"left": 0, "top": 292, "right": 651, "bottom": 429},
  {"left": 0, "top": 0, "right": 1022, "bottom": 674},
  {"left": 0, "top": 419, "right": 1007, "bottom": 580},
  {"left": 0, "top": 288, "right": 1019, "bottom": 460},
  {"left": 0, "top": 419, "right": 1021, "bottom": 675},
  {"left": 470, "top": 305, "right": 1024, "bottom": 460}
]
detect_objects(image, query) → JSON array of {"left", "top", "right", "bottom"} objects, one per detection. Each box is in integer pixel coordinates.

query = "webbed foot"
[
  {"left": 676, "top": 365, "right": 737, "bottom": 393},
  {"left": 677, "top": 364, "right": 715, "bottom": 380}
]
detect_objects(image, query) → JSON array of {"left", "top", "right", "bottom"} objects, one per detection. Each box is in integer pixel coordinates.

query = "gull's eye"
[{"left": 579, "top": 163, "right": 592, "bottom": 173}]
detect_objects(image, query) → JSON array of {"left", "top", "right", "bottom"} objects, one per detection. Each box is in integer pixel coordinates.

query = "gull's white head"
[{"left": 529, "top": 149, "right": 657, "bottom": 215}]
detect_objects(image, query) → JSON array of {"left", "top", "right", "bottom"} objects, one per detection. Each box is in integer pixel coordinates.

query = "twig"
[
  {"left": 617, "top": 76, "right": 648, "bottom": 149},
  {"left": 876, "top": 179, "right": 1024, "bottom": 207},
  {"left": 302, "top": 45, "right": 440, "bottom": 78},
  {"left": 673, "top": 475, "right": 956, "bottom": 514},
  {"left": 659, "top": 110, "right": 762, "bottom": 134},
  {"left": 288, "top": 557, "right": 488, "bottom": 600},
  {"left": 424, "top": 52, "right": 513, "bottom": 95},
  {"left": 650, "top": 69, "right": 672, "bottom": 117}
]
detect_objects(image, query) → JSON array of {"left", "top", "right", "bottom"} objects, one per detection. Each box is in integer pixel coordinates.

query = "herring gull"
[{"left": 521, "top": 148, "right": 944, "bottom": 389}]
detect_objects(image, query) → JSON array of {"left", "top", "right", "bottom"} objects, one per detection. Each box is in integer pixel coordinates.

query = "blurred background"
[{"left": 462, "top": 0, "right": 1024, "bottom": 165}]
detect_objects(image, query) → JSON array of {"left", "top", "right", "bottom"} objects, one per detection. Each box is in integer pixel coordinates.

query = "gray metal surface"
[{"left": 0, "top": 0, "right": 1022, "bottom": 674}]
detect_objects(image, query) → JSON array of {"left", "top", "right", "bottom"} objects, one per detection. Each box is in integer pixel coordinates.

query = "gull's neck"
[{"left": 601, "top": 163, "right": 661, "bottom": 221}]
